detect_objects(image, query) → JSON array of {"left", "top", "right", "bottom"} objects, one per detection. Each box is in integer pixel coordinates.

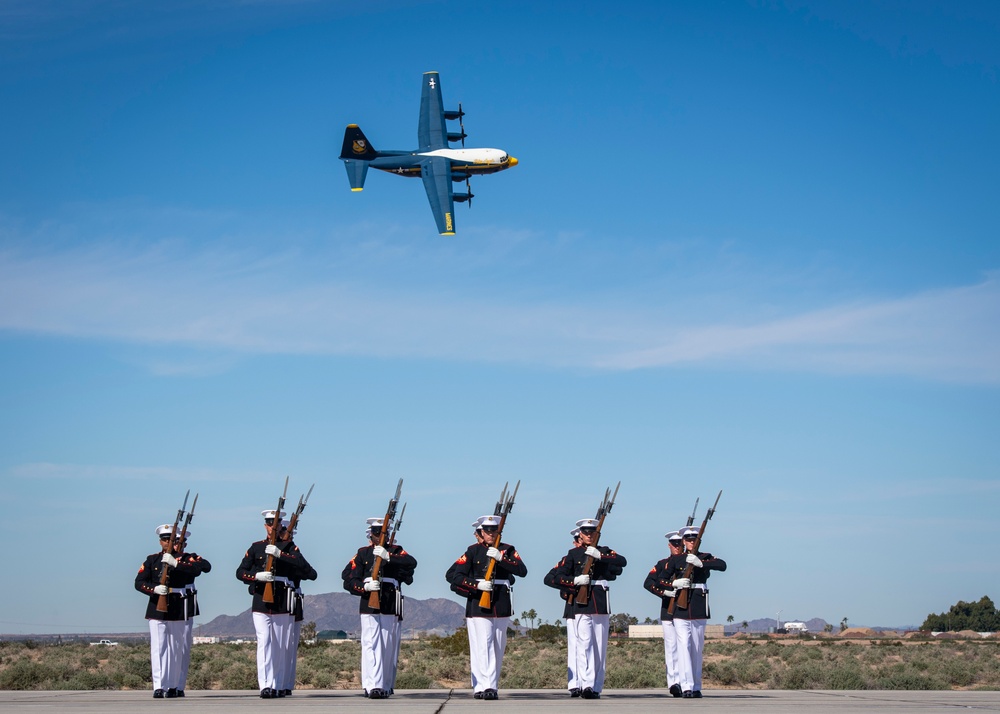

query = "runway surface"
[{"left": 1, "top": 689, "right": 998, "bottom": 712}]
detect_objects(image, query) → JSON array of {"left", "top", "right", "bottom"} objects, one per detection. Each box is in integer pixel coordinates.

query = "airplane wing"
[
  {"left": 418, "top": 71, "right": 448, "bottom": 150},
  {"left": 420, "top": 156, "right": 456, "bottom": 235}
]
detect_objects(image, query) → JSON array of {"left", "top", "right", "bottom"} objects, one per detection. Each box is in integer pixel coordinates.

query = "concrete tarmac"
[{"left": 1, "top": 689, "right": 998, "bottom": 712}]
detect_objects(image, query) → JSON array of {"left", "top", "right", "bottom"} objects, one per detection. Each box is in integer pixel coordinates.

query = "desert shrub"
[
  {"left": 394, "top": 671, "right": 434, "bottom": 689},
  {"left": 531, "top": 624, "right": 563, "bottom": 643},
  {"left": 55, "top": 670, "right": 116, "bottom": 690},
  {"left": 770, "top": 660, "right": 826, "bottom": 689},
  {"left": 428, "top": 627, "right": 469, "bottom": 656},
  {"left": 828, "top": 663, "right": 869, "bottom": 689},
  {"left": 219, "top": 659, "right": 257, "bottom": 689},
  {"left": 0, "top": 660, "right": 53, "bottom": 690}
]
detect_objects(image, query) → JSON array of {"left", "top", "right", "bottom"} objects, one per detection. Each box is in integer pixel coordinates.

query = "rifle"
[
  {"left": 478, "top": 480, "right": 520, "bottom": 609},
  {"left": 575, "top": 481, "right": 620, "bottom": 606},
  {"left": 262, "top": 476, "right": 289, "bottom": 605},
  {"left": 368, "top": 479, "right": 403, "bottom": 609},
  {"left": 156, "top": 490, "right": 190, "bottom": 613},
  {"left": 283, "top": 483, "right": 315, "bottom": 542},
  {"left": 670, "top": 489, "right": 722, "bottom": 614},
  {"left": 686, "top": 497, "right": 699, "bottom": 528}
]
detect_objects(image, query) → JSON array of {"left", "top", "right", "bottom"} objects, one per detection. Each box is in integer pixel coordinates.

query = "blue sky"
[{"left": 1, "top": 0, "right": 998, "bottom": 636}]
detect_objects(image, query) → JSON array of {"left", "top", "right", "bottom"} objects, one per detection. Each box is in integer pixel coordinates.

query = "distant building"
[
  {"left": 783, "top": 622, "right": 808, "bottom": 633},
  {"left": 193, "top": 636, "right": 220, "bottom": 644}
]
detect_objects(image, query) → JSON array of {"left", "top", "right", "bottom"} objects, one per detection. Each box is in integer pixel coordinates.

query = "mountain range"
[{"left": 195, "top": 592, "right": 465, "bottom": 637}]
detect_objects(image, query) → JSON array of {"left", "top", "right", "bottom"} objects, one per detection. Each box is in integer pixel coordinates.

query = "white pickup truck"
[{"left": 89, "top": 639, "right": 119, "bottom": 646}]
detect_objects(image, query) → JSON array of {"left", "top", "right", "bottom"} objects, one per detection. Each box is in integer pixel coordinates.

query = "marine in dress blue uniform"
[
  {"left": 342, "top": 518, "right": 417, "bottom": 699},
  {"left": 135, "top": 524, "right": 211, "bottom": 698},
  {"left": 445, "top": 514, "right": 527, "bottom": 700}
]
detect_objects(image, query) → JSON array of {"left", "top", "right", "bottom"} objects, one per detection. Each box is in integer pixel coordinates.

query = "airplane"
[{"left": 338, "top": 71, "right": 518, "bottom": 235}]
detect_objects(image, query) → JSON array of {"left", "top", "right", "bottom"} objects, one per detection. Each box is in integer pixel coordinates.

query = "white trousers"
[
  {"left": 253, "top": 611, "right": 293, "bottom": 691},
  {"left": 660, "top": 619, "right": 679, "bottom": 688},
  {"left": 575, "top": 613, "right": 609, "bottom": 692},
  {"left": 178, "top": 619, "right": 194, "bottom": 690},
  {"left": 280, "top": 619, "right": 301, "bottom": 691},
  {"left": 467, "top": 617, "right": 509, "bottom": 693},
  {"left": 360, "top": 613, "right": 398, "bottom": 692},
  {"left": 673, "top": 618, "right": 706, "bottom": 693},
  {"left": 566, "top": 616, "right": 580, "bottom": 690},
  {"left": 148, "top": 619, "right": 185, "bottom": 691},
  {"left": 387, "top": 616, "right": 402, "bottom": 690}
]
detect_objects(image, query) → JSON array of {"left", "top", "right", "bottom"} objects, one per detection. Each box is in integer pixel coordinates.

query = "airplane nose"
[{"left": 508, "top": 156, "right": 518, "bottom": 167}]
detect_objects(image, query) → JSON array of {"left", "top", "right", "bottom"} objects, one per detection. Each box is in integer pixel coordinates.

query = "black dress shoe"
[
  {"left": 276, "top": 689, "right": 285, "bottom": 697},
  {"left": 165, "top": 688, "right": 177, "bottom": 698},
  {"left": 282, "top": 689, "right": 292, "bottom": 696},
  {"left": 473, "top": 691, "right": 484, "bottom": 699},
  {"left": 582, "top": 687, "right": 595, "bottom": 699},
  {"left": 570, "top": 688, "right": 582, "bottom": 697},
  {"left": 692, "top": 691, "right": 703, "bottom": 698},
  {"left": 483, "top": 689, "right": 498, "bottom": 700},
  {"left": 669, "top": 683, "right": 682, "bottom": 697},
  {"left": 369, "top": 688, "right": 383, "bottom": 698},
  {"left": 176, "top": 690, "right": 185, "bottom": 697},
  {"left": 153, "top": 689, "right": 165, "bottom": 699},
  {"left": 260, "top": 688, "right": 274, "bottom": 698},
  {"left": 682, "top": 690, "right": 694, "bottom": 698}
]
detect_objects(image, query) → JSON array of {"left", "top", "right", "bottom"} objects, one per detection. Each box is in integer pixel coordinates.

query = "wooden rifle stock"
[
  {"left": 670, "top": 490, "right": 722, "bottom": 614},
  {"left": 156, "top": 490, "right": 189, "bottom": 613},
  {"left": 479, "top": 481, "right": 520, "bottom": 609},
  {"left": 575, "top": 481, "right": 620, "bottom": 606},
  {"left": 369, "top": 480, "right": 403, "bottom": 609},
  {"left": 262, "top": 477, "right": 289, "bottom": 605}
]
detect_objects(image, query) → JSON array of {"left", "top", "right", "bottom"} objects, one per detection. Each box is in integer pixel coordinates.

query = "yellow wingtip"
[{"left": 351, "top": 188, "right": 363, "bottom": 192}]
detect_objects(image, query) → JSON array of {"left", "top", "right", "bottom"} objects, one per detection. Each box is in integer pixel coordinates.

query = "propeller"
[{"left": 458, "top": 103, "right": 465, "bottom": 146}]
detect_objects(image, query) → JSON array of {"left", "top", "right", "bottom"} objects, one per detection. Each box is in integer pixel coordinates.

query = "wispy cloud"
[{"left": 1, "top": 237, "right": 998, "bottom": 383}]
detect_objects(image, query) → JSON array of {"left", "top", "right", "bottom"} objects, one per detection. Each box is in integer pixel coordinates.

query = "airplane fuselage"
[{"left": 369, "top": 148, "right": 517, "bottom": 178}]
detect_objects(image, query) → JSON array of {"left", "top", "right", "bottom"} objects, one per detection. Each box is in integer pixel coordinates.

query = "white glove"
[
  {"left": 671, "top": 577, "right": 691, "bottom": 589},
  {"left": 663, "top": 589, "right": 677, "bottom": 597},
  {"left": 372, "top": 546, "right": 390, "bottom": 561},
  {"left": 476, "top": 579, "right": 493, "bottom": 592},
  {"left": 255, "top": 571, "right": 275, "bottom": 582},
  {"left": 585, "top": 546, "right": 602, "bottom": 559},
  {"left": 686, "top": 554, "right": 703, "bottom": 568},
  {"left": 486, "top": 547, "right": 502, "bottom": 561},
  {"left": 161, "top": 553, "right": 178, "bottom": 568},
  {"left": 573, "top": 574, "right": 591, "bottom": 586},
  {"left": 364, "top": 580, "right": 381, "bottom": 592},
  {"left": 264, "top": 544, "right": 282, "bottom": 558},
  {"left": 154, "top": 584, "right": 169, "bottom": 595}
]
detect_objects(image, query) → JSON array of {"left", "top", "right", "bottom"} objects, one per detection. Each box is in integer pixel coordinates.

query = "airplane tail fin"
[
  {"left": 339, "top": 124, "right": 377, "bottom": 161},
  {"left": 340, "top": 124, "right": 375, "bottom": 191}
]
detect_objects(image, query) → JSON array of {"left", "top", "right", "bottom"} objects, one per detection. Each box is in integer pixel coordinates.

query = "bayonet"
[{"left": 686, "top": 497, "right": 700, "bottom": 528}]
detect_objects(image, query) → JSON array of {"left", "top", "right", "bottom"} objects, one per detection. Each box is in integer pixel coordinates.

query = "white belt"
[
  {"left": 690, "top": 583, "right": 706, "bottom": 590},
  {"left": 273, "top": 576, "right": 293, "bottom": 586},
  {"left": 591, "top": 580, "right": 609, "bottom": 588},
  {"left": 162, "top": 585, "right": 196, "bottom": 594},
  {"left": 493, "top": 579, "right": 511, "bottom": 587},
  {"left": 365, "top": 577, "right": 399, "bottom": 586}
]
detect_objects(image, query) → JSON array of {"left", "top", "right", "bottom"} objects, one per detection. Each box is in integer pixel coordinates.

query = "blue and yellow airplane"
[{"left": 339, "top": 71, "right": 518, "bottom": 235}]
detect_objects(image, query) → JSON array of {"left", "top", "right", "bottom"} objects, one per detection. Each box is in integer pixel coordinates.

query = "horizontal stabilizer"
[{"left": 343, "top": 159, "right": 369, "bottom": 191}]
